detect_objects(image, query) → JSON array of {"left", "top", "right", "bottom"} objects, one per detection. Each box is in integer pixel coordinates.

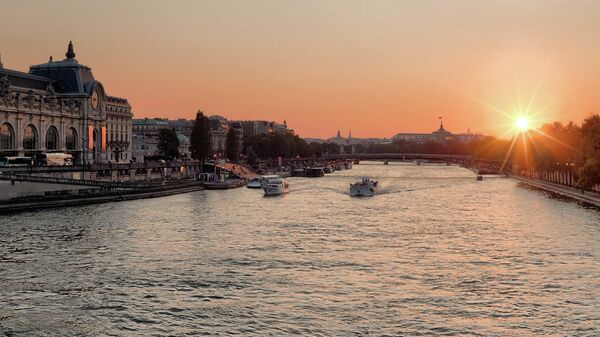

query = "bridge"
[
  {"left": 323, "top": 153, "right": 473, "bottom": 161},
  {"left": 271, "top": 153, "right": 503, "bottom": 175}
]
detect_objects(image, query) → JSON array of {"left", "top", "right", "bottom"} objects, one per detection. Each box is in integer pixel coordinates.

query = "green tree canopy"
[
  {"left": 578, "top": 114, "right": 600, "bottom": 189},
  {"left": 226, "top": 127, "right": 240, "bottom": 162},
  {"left": 157, "top": 128, "right": 180, "bottom": 160},
  {"left": 190, "top": 111, "right": 211, "bottom": 162},
  {"left": 243, "top": 132, "right": 317, "bottom": 159},
  {"left": 246, "top": 146, "right": 258, "bottom": 167}
]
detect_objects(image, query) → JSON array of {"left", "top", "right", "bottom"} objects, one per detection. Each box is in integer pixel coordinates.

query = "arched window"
[
  {"left": 0, "top": 123, "right": 14, "bottom": 150},
  {"left": 23, "top": 125, "right": 37, "bottom": 150},
  {"left": 46, "top": 126, "right": 59, "bottom": 150},
  {"left": 65, "top": 127, "right": 77, "bottom": 150}
]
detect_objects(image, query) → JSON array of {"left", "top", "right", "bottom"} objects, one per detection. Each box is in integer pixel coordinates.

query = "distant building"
[
  {"left": 273, "top": 120, "right": 289, "bottom": 134},
  {"left": 0, "top": 41, "right": 132, "bottom": 164},
  {"left": 393, "top": 121, "right": 484, "bottom": 143},
  {"left": 327, "top": 130, "right": 361, "bottom": 154},
  {"left": 238, "top": 120, "right": 290, "bottom": 137},
  {"left": 133, "top": 115, "right": 288, "bottom": 159},
  {"left": 132, "top": 118, "right": 167, "bottom": 162},
  {"left": 227, "top": 121, "right": 244, "bottom": 155},
  {"left": 132, "top": 118, "right": 189, "bottom": 162},
  {"left": 167, "top": 119, "right": 194, "bottom": 138},
  {"left": 176, "top": 133, "right": 190, "bottom": 158},
  {"left": 209, "top": 116, "right": 229, "bottom": 155}
]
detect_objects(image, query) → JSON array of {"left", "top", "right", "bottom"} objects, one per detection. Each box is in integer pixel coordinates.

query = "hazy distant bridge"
[
  {"left": 323, "top": 153, "right": 473, "bottom": 161},
  {"left": 279, "top": 153, "right": 503, "bottom": 175}
]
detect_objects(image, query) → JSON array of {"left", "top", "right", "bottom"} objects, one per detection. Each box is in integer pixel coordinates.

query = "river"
[{"left": 1, "top": 162, "right": 599, "bottom": 336}]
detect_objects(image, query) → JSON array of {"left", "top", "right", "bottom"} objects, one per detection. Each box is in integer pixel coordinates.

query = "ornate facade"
[
  {"left": 0, "top": 42, "right": 132, "bottom": 164},
  {"left": 393, "top": 121, "right": 484, "bottom": 144}
]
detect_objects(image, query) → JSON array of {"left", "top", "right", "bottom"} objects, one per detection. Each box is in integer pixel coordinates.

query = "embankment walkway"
[
  {"left": 512, "top": 175, "right": 600, "bottom": 207},
  {"left": 0, "top": 180, "right": 204, "bottom": 214}
]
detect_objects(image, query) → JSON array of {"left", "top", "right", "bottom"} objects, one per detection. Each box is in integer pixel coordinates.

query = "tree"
[
  {"left": 578, "top": 156, "right": 600, "bottom": 191},
  {"left": 246, "top": 146, "right": 258, "bottom": 167},
  {"left": 581, "top": 114, "right": 600, "bottom": 152},
  {"left": 577, "top": 114, "right": 600, "bottom": 190},
  {"left": 157, "top": 128, "right": 180, "bottom": 160},
  {"left": 226, "top": 127, "right": 240, "bottom": 162},
  {"left": 190, "top": 111, "right": 211, "bottom": 164}
]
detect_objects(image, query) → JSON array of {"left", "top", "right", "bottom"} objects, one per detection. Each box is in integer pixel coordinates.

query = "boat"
[
  {"left": 203, "top": 179, "right": 246, "bottom": 190},
  {"left": 292, "top": 168, "right": 305, "bottom": 177},
  {"left": 323, "top": 165, "right": 334, "bottom": 174},
  {"left": 349, "top": 176, "right": 378, "bottom": 197},
  {"left": 344, "top": 162, "right": 353, "bottom": 169},
  {"left": 246, "top": 177, "right": 263, "bottom": 188},
  {"left": 275, "top": 168, "right": 292, "bottom": 178},
  {"left": 305, "top": 167, "right": 325, "bottom": 177},
  {"left": 334, "top": 163, "right": 344, "bottom": 171},
  {"left": 262, "top": 177, "right": 290, "bottom": 196}
]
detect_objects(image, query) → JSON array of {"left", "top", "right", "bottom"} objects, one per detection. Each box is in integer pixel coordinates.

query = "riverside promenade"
[{"left": 512, "top": 175, "right": 600, "bottom": 207}]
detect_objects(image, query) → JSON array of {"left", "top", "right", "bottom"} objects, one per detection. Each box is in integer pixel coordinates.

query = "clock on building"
[{"left": 91, "top": 89, "right": 100, "bottom": 110}]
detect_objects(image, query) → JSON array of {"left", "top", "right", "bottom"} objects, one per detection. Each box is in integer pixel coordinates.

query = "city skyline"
[{"left": 2, "top": 0, "right": 600, "bottom": 138}]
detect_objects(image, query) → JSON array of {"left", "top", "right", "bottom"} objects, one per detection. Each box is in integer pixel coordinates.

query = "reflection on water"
[{"left": 1, "top": 162, "right": 600, "bottom": 336}]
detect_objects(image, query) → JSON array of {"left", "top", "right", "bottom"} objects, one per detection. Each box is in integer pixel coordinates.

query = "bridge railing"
[{"left": 322, "top": 153, "right": 474, "bottom": 160}]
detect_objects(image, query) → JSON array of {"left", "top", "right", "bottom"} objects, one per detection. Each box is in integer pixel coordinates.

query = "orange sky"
[{"left": 1, "top": 0, "right": 600, "bottom": 138}]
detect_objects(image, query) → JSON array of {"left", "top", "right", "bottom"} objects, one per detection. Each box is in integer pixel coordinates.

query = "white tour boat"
[
  {"left": 246, "top": 177, "right": 263, "bottom": 188},
  {"left": 349, "top": 176, "right": 378, "bottom": 197},
  {"left": 262, "top": 176, "right": 290, "bottom": 196}
]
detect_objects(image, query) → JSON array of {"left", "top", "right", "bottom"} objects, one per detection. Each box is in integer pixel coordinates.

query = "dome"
[{"left": 176, "top": 133, "right": 190, "bottom": 144}]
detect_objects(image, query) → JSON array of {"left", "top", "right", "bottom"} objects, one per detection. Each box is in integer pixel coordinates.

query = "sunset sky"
[{"left": 1, "top": 0, "right": 600, "bottom": 138}]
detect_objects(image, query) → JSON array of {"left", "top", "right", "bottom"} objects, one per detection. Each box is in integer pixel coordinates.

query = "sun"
[{"left": 516, "top": 116, "right": 529, "bottom": 132}]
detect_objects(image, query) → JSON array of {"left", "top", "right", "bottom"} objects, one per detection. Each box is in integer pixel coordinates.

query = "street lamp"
[
  {"left": 80, "top": 135, "right": 87, "bottom": 180},
  {"left": 213, "top": 153, "right": 218, "bottom": 182}
]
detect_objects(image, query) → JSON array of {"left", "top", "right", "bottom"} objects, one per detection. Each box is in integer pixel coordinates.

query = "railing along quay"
[{"left": 0, "top": 173, "right": 157, "bottom": 189}]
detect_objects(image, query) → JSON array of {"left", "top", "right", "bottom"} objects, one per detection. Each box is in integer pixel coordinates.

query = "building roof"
[
  {"left": 209, "top": 118, "right": 229, "bottom": 131},
  {"left": 0, "top": 68, "right": 53, "bottom": 91},
  {"left": 28, "top": 42, "right": 95, "bottom": 94},
  {"left": 176, "top": 133, "right": 190, "bottom": 144},
  {"left": 133, "top": 118, "right": 169, "bottom": 125},
  {"left": 2, "top": 42, "right": 128, "bottom": 103},
  {"left": 432, "top": 121, "right": 451, "bottom": 135}
]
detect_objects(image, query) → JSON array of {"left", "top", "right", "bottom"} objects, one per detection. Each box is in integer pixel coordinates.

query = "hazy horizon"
[{"left": 2, "top": 0, "right": 600, "bottom": 138}]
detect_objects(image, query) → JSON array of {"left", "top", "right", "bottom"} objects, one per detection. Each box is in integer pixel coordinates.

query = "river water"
[{"left": 1, "top": 162, "right": 600, "bottom": 336}]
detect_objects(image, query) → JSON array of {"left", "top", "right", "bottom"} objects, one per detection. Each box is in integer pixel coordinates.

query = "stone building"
[
  {"left": 239, "top": 120, "right": 289, "bottom": 137},
  {"left": 0, "top": 42, "right": 132, "bottom": 164},
  {"left": 132, "top": 118, "right": 190, "bottom": 162},
  {"left": 209, "top": 117, "right": 229, "bottom": 155},
  {"left": 393, "top": 121, "right": 484, "bottom": 144}
]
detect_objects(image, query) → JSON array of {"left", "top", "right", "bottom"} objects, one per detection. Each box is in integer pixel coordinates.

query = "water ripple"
[{"left": 1, "top": 163, "right": 600, "bottom": 336}]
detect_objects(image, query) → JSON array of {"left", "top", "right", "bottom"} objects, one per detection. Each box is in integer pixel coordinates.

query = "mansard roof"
[
  {"left": 2, "top": 42, "right": 129, "bottom": 104},
  {"left": 0, "top": 67, "right": 53, "bottom": 91},
  {"left": 29, "top": 58, "right": 95, "bottom": 94}
]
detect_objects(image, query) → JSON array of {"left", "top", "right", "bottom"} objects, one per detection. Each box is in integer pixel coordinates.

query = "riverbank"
[
  {"left": 511, "top": 175, "right": 600, "bottom": 207},
  {"left": 0, "top": 180, "right": 204, "bottom": 214}
]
